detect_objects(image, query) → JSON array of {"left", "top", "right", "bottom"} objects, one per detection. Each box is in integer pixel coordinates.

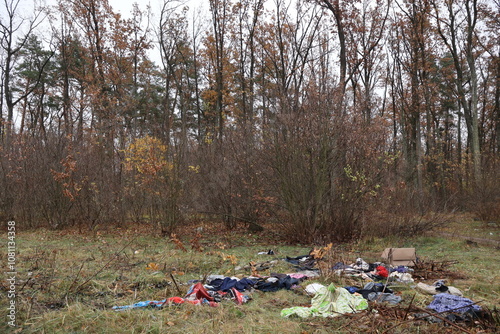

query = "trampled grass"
[{"left": 1, "top": 219, "right": 499, "bottom": 333}]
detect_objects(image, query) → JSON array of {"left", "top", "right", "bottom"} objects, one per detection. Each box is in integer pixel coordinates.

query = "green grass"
[
  {"left": 1, "top": 222, "right": 499, "bottom": 333},
  {"left": 440, "top": 213, "right": 499, "bottom": 241}
]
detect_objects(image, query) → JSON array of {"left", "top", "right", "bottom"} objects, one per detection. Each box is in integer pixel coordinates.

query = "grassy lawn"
[{"left": 1, "top": 219, "right": 499, "bottom": 333}]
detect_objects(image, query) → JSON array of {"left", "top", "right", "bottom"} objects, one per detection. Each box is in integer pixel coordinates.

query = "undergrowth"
[{"left": 1, "top": 218, "right": 499, "bottom": 333}]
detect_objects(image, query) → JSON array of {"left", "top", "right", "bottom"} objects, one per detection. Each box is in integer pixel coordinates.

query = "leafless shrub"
[
  {"left": 469, "top": 169, "right": 500, "bottom": 223},
  {"left": 363, "top": 186, "right": 453, "bottom": 238}
]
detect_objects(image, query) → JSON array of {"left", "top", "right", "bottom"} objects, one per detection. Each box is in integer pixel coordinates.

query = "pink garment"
[{"left": 288, "top": 274, "right": 308, "bottom": 280}]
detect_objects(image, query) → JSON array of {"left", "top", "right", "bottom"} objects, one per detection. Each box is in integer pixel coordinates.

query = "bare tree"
[
  {"left": 432, "top": 0, "right": 482, "bottom": 186},
  {"left": 0, "top": 0, "right": 46, "bottom": 141}
]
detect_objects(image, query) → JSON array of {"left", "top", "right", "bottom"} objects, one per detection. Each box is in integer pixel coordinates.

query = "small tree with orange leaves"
[{"left": 124, "top": 135, "right": 182, "bottom": 235}]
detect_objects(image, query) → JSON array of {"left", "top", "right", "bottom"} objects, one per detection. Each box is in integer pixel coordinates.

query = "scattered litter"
[
  {"left": 254, "top": 275, "right": 300, "bottom": 292},
  {"left": 375, "top": 265, "right": 389, "bottom": 278},
  {"left": 390, "top": 265, "right": 411, "bottom": 273},
  {"left": 427, "top": 293, "right": 481, "bottom": 314},
  {"left": 352, "top": 258, "right": 370, "bottom": 271},
  {"left": 305, "top": 283, "right": 326, "bottom": 295},
  {"left": 112, "top": 282, "right": 219, "bottom": 310},
  {"left": 112, "top": 299, "right": 169, "bottom": 310},
  {"left": 345, "top": 282, "right": 402, "bottom": 305},
  {"left": 281, "top": 284, "right": 368, "bottom": 318},
  {"left": 113, "top": 245, "right": 490, "bottom": 332},
  {"left": 368, "top": 292, "right": 402, "bottom": 304},
  {"left": 205, "top": 274, "right": 302, "bottom": 293},
  {"left": 285, "top": 254, "right": 316, "bottom": 271},
  {"left": 205, "top": 274, "right": 225, "bottom": 282},
  {"left": 416, "top": 280, "right": 463, "bottom": 296},
  {"left": 112, "top": 282, "right": 243, "bottom": 310},
  {"left": 296, "top": 270, "right": 320, "bottom": 278},
  {"left": 389, "top": 271, "right": 414, "bottom": 284},
  {"left": 332, "top": 262, "right": 352, "bottom": 271},
  {"left": 288, "top": 270, "right": 320, "bottom": 280},
  {"left": 206, "top": 276, "right": 255, "bottom": 292}
]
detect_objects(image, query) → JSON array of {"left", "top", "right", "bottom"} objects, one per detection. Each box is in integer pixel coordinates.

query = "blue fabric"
[
  {"left": 255, "top": 275, "right": 299, "bottom": 292},
  {"left": 112, "top": 300, "right": 166, "bottom": 311},
  {"left": 344, "top": 286, "right": 359, "bottom": 294},
  {"left": 427, "top": 293, "right": 481, "bottom": 314},
  {"left": 390, "top": 265, "right": 409, "bottom": 273},
  {"left": 333, "top": 262, "right": 352, "bottom": 270},
  {"left": 208, "top": 277, "right": 256, "bottom": 292}
]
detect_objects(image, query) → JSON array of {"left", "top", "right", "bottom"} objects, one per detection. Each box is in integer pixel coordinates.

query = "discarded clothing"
[
  {"left": 269, "top": 273, "right": 289, "bottom": 279},
  {"left": 332, "top": 262, "right": 352, "bottom": 270},
  {"left": 285, "top": 255, "right": 310, "bottom": 265},
  {"left": 352, "top": 258, "right": 370, "bottom": 271},
  {"left": 186, "top": 282, "right": 216, "bottom": 301},
  {"left": 206, "top": 274, "right": 225, "bottom": 282},
  {"left": 365, "top": 267, "right": 389, "bottom": 280},
  {"left": 344, "top": 286, "right": 360, "bottom": 294},
  {"left": 112, "top": 282, "right": 221, "bottom": 311},
  {"left": 305, "top": 283, "right": 326, "bottom": 295},
  {"left": 255, "top": 275, "right": 299, "bottom": 292},
  {"left": 207, "top": 277, "right": 256, "bottom": 292},
  {"left": 287, "top": 270, "right": 319, "bottom": 280},
  {"left": 344, "top": 282, "right": 400, "bottom": 304},
  {"left": 416, "top": 281, "right": 463, "bottom": 297},
  {"left": 390, "top": 265, "right": 410, "bottom": 273},
  {"left": 206, "top": 273, "right": 305, "bottom": 294},
  {"left": 365, "top": 292, "right": 402, "bottom": 304},
  {"left": 433, "top": 280, "right": 449, "bottom": 292},
  {"left": 281, "top": 284, "right": 368, "bottom": 318},
  {"left": 229, "top": 287, "right": 251, "bottom": 305},
  {"left": 389, "top": 271, "right": 414, "bottom": 284},
  {"left": 285, "top": 255, "right": 316, "bottom": 270},
  {"left": 112, "top": 296, "right": 216, "bottom": 311},
  {"left": 112, "top": 299, "right": 168, "bottom": 310},
  {"left": 292, "top": 270, "right": 320, "bottom": 278},
  {"left": 287, "top": 273, "right": 307, "bottom": 280},
  {"left": 427, "top": 293, "right": 480, "bottom": 314},
  {"left": 416, "top": 282, "right": 439, "bottom": 295},
  {"left": 357, "top": 282, "right": 393, "bottom": 297},
  {"left": 375, "top": 266, "right": 389, "bottom": 278},
  {"left": 446, "top": 286, "right": 463, "bottom": 297}
]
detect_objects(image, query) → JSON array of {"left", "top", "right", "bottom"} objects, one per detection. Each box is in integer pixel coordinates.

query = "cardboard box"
[{"left": 381, "top": 248, "right": 417, "bottom": 266}]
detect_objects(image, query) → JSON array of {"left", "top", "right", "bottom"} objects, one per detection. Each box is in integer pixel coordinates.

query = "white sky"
[{"left": 109, "top": 0, "right": 207, "bottom": 20}]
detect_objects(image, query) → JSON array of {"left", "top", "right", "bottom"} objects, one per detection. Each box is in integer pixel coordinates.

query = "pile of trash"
[
  {"left": 112, "top": 246, "right": 488, "bottom": 328},
  {"left": 112, "top": 272, "right": 314, "bottom": 310}
]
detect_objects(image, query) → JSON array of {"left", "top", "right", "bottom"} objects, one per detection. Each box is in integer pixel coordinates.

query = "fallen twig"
[
  {"left": 403, "top": 293, "right": 417, "bottom": 321},
  {"left": 170, "top": 273, "right": 182, "bottom": 295}
]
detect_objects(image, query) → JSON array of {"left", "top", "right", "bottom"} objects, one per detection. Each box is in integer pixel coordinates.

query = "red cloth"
[
  {"left": 167, "top": 296, "right": 186, "bottom": 304},
  {"left": 376, "top": 266, "right": 388, "bottom": 278},
  {"left": 163, "top": 283, "right": 219, "bottom": 307},
  {"left": 232, "top": 288, "right": 244, "bottom": 305},
  {"left": 187, "top": 282, "right": 214, "bottom": 301}
]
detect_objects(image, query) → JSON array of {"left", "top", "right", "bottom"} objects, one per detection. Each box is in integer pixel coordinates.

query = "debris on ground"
[
  {"left": 281, "top": 283, "right": 368, "bottom": 318},
  {"left": 110, "top": 245, "right": 497, "bottom": 333}
]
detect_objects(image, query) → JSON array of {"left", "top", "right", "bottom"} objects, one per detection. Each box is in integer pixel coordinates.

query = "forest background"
[{"left": 1, "top": 0, "right": 499, "bottom": 242}]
